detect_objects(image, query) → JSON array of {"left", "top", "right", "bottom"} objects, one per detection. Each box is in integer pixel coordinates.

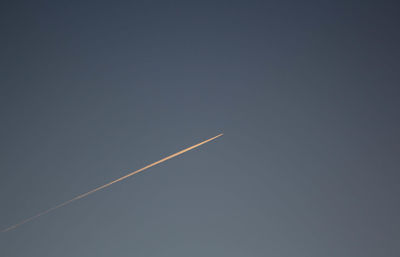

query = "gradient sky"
[{"left": 1, "top": 1, "right": 399, "bottom": 256}]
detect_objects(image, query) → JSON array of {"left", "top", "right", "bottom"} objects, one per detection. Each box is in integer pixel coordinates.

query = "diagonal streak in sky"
[{"left": 1, "top": 133, "right": 223, "bottom": 232}]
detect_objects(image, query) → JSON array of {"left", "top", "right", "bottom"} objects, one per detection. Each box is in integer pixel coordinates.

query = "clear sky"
[{"left": 1, "top": 1, "right": 399, "bottom": 256}]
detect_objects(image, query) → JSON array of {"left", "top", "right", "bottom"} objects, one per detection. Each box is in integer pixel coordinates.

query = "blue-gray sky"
[{"left": 1, "top": 1, "right": 399, "bottom": 256}]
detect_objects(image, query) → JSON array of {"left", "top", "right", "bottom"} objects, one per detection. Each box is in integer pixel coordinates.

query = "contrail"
[{"left": 2, "top": 133, "right": 223, "bottom": 232}]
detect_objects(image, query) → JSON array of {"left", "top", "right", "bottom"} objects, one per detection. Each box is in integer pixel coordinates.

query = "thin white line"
[{"left": 2, "top": 133, "right": 223, "bottom": 232}]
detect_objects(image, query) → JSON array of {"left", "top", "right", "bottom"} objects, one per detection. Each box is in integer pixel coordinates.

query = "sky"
[{"left": 0, "top": 0, "right": 399, "bottom": 256}]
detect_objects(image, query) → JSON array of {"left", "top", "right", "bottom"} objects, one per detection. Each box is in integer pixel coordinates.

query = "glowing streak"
[{"left": 1, "top": 133, "right": 223, "bottom": 232}]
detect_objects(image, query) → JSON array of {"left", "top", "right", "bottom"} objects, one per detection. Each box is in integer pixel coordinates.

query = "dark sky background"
[{"left": 1, "top": 0, "right": 399, "bottom": 256}]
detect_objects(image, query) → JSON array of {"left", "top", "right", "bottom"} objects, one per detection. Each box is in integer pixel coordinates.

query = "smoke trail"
[{"left": 2, "top": 134, "right": 223, "bottom": 232}]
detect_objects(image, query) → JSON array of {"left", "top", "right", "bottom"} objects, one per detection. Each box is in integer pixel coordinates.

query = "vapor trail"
[{"left": 2, "top": 133, "right": 223, "bottom": 232}]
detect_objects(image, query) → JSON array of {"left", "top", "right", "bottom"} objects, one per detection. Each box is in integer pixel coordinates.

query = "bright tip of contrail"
[{"left": 1, "top": 133, "right": 223, "bottom": 233}]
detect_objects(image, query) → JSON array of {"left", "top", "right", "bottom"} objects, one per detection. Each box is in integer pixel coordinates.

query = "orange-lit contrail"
[{"left": 1, "top": 133, "right": 223, "bottom": 232}]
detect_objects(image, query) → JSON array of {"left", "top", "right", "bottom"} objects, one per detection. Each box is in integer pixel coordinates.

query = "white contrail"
[{"left": 1, "top": 133, "right": 223, "bottom": 232}]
